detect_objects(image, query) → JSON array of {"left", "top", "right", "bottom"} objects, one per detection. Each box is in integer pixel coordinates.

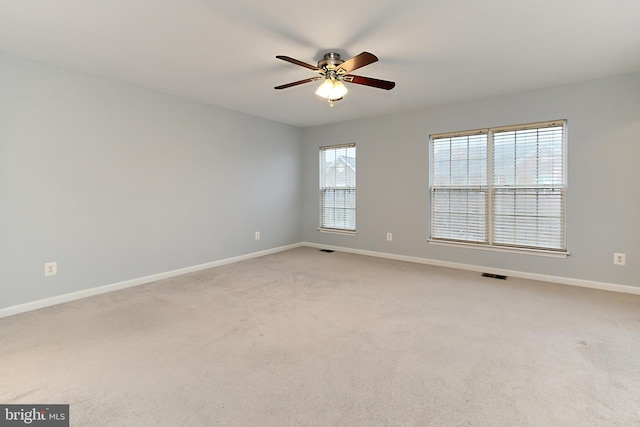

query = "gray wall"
[
  {"left": 0, "top": 52, "right": 302, "bottom": 309},
  {"left": 302, "top": 73, "right": 640, "bottom": 287},
  {"left": 2, "top": 51, "right": 638, "bottom": 312}
]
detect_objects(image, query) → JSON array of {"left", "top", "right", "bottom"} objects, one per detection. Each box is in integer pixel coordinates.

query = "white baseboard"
[
  {"left": 302, "top": 242, "right": 640, "bottom": 296},
  {"left": 0, "top": 243, "right": 302, "bottom": 319},
  {"left": 3, "top": 241, "right": 637, "bottom": 319}
]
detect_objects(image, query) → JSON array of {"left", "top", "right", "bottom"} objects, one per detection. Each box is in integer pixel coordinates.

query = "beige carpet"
[{"left": 1, "top": 247, "right": 639, "bottom": 426}]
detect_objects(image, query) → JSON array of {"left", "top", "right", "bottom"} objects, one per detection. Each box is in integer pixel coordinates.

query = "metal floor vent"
[
  {"left": 319, "top": 249, "right": 335, "bottom": 253},
  {"left": 482, "top": 273, "right": 507, "bottom": 280}
]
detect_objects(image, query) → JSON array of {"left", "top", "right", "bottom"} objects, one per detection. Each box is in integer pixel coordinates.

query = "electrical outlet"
[
  {"left": 386, "top": 232, "right": 393, "bottom": 241},
  {"left": 44, "top": 261, "right": 57, "bottom": 276},
  {"left": 255, "top": 231, "right": 260, "bottom": 240},
  {"left": 614, "top": 253, "right": 626, "bottom": 266}
]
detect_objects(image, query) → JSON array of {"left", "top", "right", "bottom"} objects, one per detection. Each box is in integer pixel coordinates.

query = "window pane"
[
  {"left": 321, "top": 146, "right": 356, "bottom": 188},
  {"left": 468, "top": 159, "right": 486, "bottom": 186},
  {"left": 321, "top": 189, "right": 356, "bottom": 230},
  {"left": 432, "top": 188, "right": 487, "bottom": 242},
  {"left": 432, "top": 134, "right": 488, "bottom": 187},
  {"left": 493, "top": 126, "right": 563, "bottom": 186},
  {"left": 433, "top": 160, "right": 452, "bottom": 186},
  {"left": 493, "top": 188, "right": 564, "bottom": 249}
]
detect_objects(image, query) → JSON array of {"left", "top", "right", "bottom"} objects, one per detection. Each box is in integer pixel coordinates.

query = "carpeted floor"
[{"left": 1, "top": 247, "right": 639, "bottom": 426}]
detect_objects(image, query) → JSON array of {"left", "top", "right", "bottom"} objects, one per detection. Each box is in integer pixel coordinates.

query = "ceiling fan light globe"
[
  {"left": 315, "top": 79, "right": 334, "bottom": 98},
  {"left": 315, "top": 78, "right": 348, "bottom": 100},
  {"left": 332, "top": 80, "right": 348, "bottom": 98}
]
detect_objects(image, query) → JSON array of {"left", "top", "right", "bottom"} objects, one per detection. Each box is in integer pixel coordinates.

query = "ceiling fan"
[{"left": 274, "top": 51, "right": 395, "bottom": 107}]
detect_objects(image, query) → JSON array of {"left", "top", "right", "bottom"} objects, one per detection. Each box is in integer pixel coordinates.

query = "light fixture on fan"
[{"left": 315, "top": 73, "right": 348, "bottom": 107}]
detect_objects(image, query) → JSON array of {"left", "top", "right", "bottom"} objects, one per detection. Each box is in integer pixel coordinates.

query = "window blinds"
[
  {"left": 432, "top": 132, "right": 488, "bottom": 243},
  {"left": 492, "top": 124, "right": 565, "bottom": 250},
  {"left": 320, "top": 144, "right": 356, "bottom": 231},
  {"left": 430, "top": 121, "right": 566, "bottom": 251}
]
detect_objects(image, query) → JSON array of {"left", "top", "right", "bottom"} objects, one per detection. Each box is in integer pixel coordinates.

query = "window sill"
[
  {"left": 428, "top": 239, "right": 569, "bottom": 258},
  {"left": 318, "top": 228, "right": 357, "bottom": 236}
]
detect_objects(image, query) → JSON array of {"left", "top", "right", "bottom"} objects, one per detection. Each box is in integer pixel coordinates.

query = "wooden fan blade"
[
  {"left": 276, "top": 55, "right": 320, "bottom": 71},
  {"left": 274, "top": 76, "right": 323, "bottom": 90},
  {"left": 343, "top": 74, "right": 395, "bottom": 90},
  {"left": 337, "top": 52, "right": 378, "bottom": 73}
]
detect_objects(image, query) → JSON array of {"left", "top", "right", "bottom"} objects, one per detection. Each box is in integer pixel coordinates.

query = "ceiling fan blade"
[
  {"left": 343, "top": 75, "right": 396, "bottom": 90},
  {"left": 337, "top": 52, "right": 378, "bottom": 73},
  {"left": 274, "top": 76, "right": 323, "bottom": 90},
  {"left": 276, "top": 55, "right": 320, "bottom": 71}
]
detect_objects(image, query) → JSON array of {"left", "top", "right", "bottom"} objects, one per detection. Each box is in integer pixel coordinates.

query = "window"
[
  {"left": 430, "top": 120, "right": 566, "bottom": 252},
  {"left": 320, "top": 144, "right": 356, "bottom": 232}
]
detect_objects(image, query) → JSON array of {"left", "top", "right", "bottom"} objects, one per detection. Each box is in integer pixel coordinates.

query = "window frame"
[
  {"left": 319, "top": 143, "right": 357, "bottom": 234},
  {"left": 429, "top": 120, "right": 568, "bottom": 256}
]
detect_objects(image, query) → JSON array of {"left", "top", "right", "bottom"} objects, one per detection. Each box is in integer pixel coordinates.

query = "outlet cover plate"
[{"left": 45, "top": 262, "right": 57, "bottom": 276}]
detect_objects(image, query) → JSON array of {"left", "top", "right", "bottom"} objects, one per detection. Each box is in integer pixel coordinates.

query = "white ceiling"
[{"left": 1, "top": 0, "right": 639, "bottom": 127}]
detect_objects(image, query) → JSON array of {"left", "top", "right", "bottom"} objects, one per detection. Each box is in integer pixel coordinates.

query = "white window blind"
[
  {"left": 432, "top": 132, "right": 488, "bottom": 243},
  {"left": 430, "top": 120, "right": 566, "bottom": 252},
  {"left": 320, "top": 144, "right": 356, "bottom": 231}
]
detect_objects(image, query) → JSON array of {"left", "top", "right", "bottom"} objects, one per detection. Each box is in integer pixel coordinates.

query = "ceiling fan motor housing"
[{"left": 317, "top": 52, "right": 344, "bottom": 71}]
